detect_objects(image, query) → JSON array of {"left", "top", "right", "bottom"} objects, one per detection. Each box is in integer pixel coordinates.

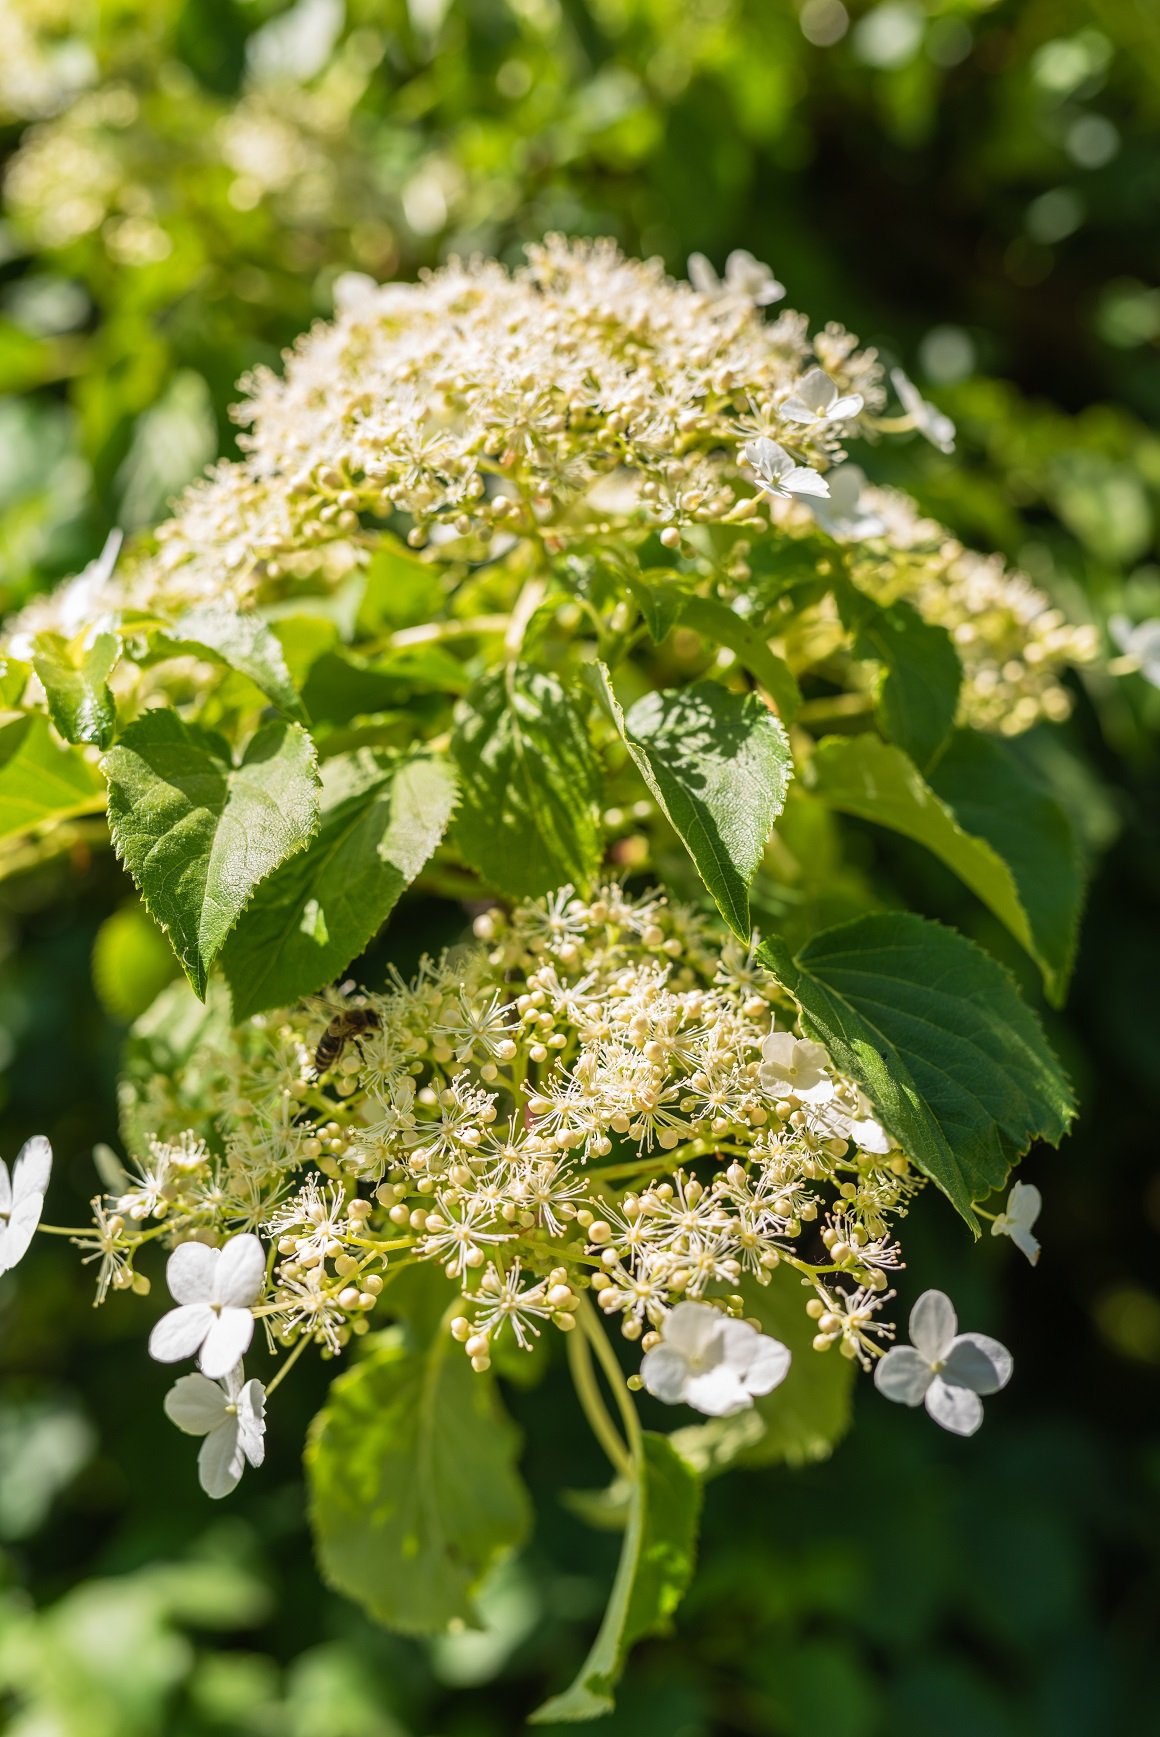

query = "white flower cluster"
[
  {"left": 2, "top": 239, "right": 1095, "bottom": 737},
  {"left": 0, "top": 882, "right": 1040, "bottom": 1496},
  {"left": 0, "top": 0, "right": 93, "bottom": 123},
  {"left": 42, "top": 884, "right": 1011, "bottom": 1479}
]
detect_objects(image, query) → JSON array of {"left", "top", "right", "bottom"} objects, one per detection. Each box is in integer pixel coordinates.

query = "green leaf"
[
  {"left": 357, "top": 537, "right": 445, "bottom": 634},
  {"left": 306, "top": 1326, "right": 531, "bottom": 1636},
  {"left": 673, "top": 596, "right": 801, "bottom": 722},
  {"left": 0, "top": 714, "right": 105, "bottom": 842},
  {"left": 840, "top": 590, "right": 961, "bottom": 770},
  {"left": 31, "top": 630, "right": 119, "bottom": 749},
  {"left": 452, "top": 665, "right": 602, "bottom": 897},
  {"left": 159, "top": 603, "right": 307, "bottom": 721},
  {"left": 222, "top": 749, "right": 457, "bottom": 1018},
  {"left": 668, "top": 1269, "right": 854, "bottom": 1476},
  {"left": 928, "top": 730, "right": 1084, "bottom": 1004},
  {"left": 0, "top": 658, "right": 31, "bottom": 708},
  {"left": 759, "top": 913, "right": 1074, "bottom": 1230},
  {"left": 806, "top": 733, "right": 1082, "bottom": 1003},
  {"left": 625, "top": 580, "right": 801, "bottom": 720},
  {"left": 531, "top": 1433, "right": 700, "bottom": 1723},
  {"left": 92, "top": 902, "right": 179, "bottom": 1023},
  {"left": 102, "top": 712, "right": 320, "bottom": 998},
  {"left": 603, "top": 670, "right": 792, "bottom": 942}
]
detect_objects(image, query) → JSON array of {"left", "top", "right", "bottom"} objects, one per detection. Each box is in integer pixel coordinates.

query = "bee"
[{"left": 313, "top": 1006, "right": 381, "bottom": 1075}]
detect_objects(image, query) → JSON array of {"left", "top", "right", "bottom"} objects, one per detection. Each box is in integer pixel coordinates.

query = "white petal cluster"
[
  {"left": 0, "top": 1136, "right": 52, "bottom": 1274},
  {"left": 148, "top": 1234, "right": 266, "bottom": 1378},
  {"left": 1110, "top": 615, "right": 1160, "bottom": 687},
  {"left": 641, "top": 1301, "right": 790, "bottom": 1416},
  {"left": 164, "top": 1361, "right": 266, "bottom": 1498},
  {"left": 874, "top": 1289, "right": 1012, "bottom": 1435},
  {"left": 891, "top": 367, "right": 956, "bottom": 454},
  {"left": 991, "top": 1180, "right": 1042, "bottom": 1265}
]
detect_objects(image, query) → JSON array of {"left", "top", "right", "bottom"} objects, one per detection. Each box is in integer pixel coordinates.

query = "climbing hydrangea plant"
[{"left": 0, "top": 240, "right": 1100, "bottom": 1716}]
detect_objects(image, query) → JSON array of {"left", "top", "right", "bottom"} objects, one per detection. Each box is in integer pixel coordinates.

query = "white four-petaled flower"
[
  {"left": 164, "top": 1361, "right": 266, "bottom": 1498},
  {"left": 991, "top": 1180, "right": 1042, "bottom": 1266},
  {"left": 781, "top": 366, "right": 864, "bottom": 428},
  {"left": 891, "top": 367, "right": 956, "bottom": 454},
  {"left": 0, "top": 1136, "right": 52, "bottom": 1274},
  {"left": 641, "top": 1301, "right": 791, "bottom": 1417},
  {"left": 688, "top": 249, "right": 785, "bottom": 306},
  {"left": 741, "top": 437, "right": 830, "bottom": 501},
  {"left": 149, "top": 1234, "right": 266, "bottom": 1379},
  {"left": 759, "top": 1029, "right": 835, "bottom": 1104},
  {"left": 1110, "top": 615, "right": 1160, "bottom": 688},
  {"left": 874, "top": 1289, "right": 1012, "bottom": 1436},
  {"left": 803, "top": 464, "right": 887, "bottom": 542}
]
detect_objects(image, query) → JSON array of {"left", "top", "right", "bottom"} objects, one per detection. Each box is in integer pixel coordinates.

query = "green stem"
[
  {"left": 796, "top": 692, "right": 876, "bottom": 728},
  {"left": 579, "top": 1293, "right": 642, "bottom": 1455},
  {"left": 264, "top": 1329, "right": 310, "bottom": 1398},
  {"left": 385, "top": 615, "right": 509, "bottom": 649},
  {"left": 504, "top": 575, "right": 548, "bottom": 661},
  {"left": 567, "top": 1308, "right": 632, "bottom": 1479}
]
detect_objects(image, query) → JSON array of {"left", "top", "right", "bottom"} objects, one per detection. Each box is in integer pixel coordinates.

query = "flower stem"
[
  {"left": 579, "top": 1293, "right": 642, "bottom": 1457},
  {"left": 264, "top": 1328, "right": 311, "bottom": 1398},
  {"left": 566, "top": 1308, "right": 632, "bottom": 1479}
]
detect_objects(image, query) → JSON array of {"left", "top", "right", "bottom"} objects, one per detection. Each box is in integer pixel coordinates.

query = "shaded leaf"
[
  {"left": 840, "top": 589, "right": 961, "bottom": 770},
  {"left": 306, "top": 1321, "right": 530, "bottom": 1636},
  {"left": 603, "top": 669, "right": 792, "bottom": 941},
  {"left": 32, "top": 630, "right": 119, "bottom": 749},
  {"left": 102, "top": 712, "right": 320, "bottom": 998},
  {"left": 759, "top": 913, "right": 1074, "bottom": 1229},
  {"left": 0, "top": 714, "right": 104, "bottom": 842},
  {"left": 223, "top": 749, "right": 457, "bottom": 1018},
  {"left": 807, "top": 732, "right": 1083, "bottom": 1003},
  {"left": 160, "top": 603, "right": 307, "bottom": 721},
  {"left": 452, "top": 665, "right": 602, "bottom": 897}
]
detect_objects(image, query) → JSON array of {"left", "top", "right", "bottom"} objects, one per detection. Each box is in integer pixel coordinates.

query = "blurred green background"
[{"left": 2, "top": 1, "right": 1159, "bottom": 1731}]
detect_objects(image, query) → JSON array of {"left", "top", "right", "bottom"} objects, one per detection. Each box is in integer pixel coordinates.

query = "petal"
[
  {"left": 661, "top": 1301, "right": 724, "bottom": 1358},
  {"left": 743, "top": 1334, "right": 791, "bottom": 1396},
  {"left": 197, "top": 1419, "right": 245, "bottom": 1498},
  {"left": 784, "top": 468, "right": 830, "bottom": 498},
  {"left": 237, "top": 1381, "right": 267, "bottom": 1468},
  {"left": 12, "top": 1136, "right": 52, "bottom": 1205},
  {"left": 640, "top": 1345, "right": 690, "bottom": 1406},
  {"left": 166, "top": 1241, "right": 219, "bottom": 1305},
  {"left": 874, "top": 1346, "right": 931, "bottom": 1406},
  {"left": 795, "top": 1077, "right": 836, "bottom": 1105},
  {"left": 850, "top": 1116, "right": 892, "bottom": 1155},
  {"left": 213, "top": 1234, "right": 266, "bottom": 1307},
  {"left": 687, "top": 253, "right": 717, "bottom": 295},
  {"left": 761, "top": 1031, "right": 797, "bottom": 1069},
  {"left": 0, "top": 1190, "right": 45, "bottom": 1271},
  {"left": 828, "top": 394, "right": 864, "bottom": 421},
  {"left": 1008, "top": 1181, "right": 1042, "bottom": 1229},
  {"left": 164, "top": 1373, "right": 229, "bottom": 1436},
  {"left": 198, "top": 1307, "right": 255, "bottom": 1380},
  {"left": 1011, "top": 1224, "right": 1041, "bottom": 1266},
  {"left": 683, "top": 1366, "right": 752, "bottom": 1417},
  {"left": 149, "top": 1303, "right": 213, "bottom": 1364},
  {"left": 925, "top": 1377, "right": 983, "bottom": 1436},
  {"left": 0, "top": 1159, "right": 10, "bottom": 1216},
  {"left": 909, "top": 1290, "right": 957, "bottom": 1362},
  {"left": 943, "top": 1333, "right": 1013, "bottom": 1395}
]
